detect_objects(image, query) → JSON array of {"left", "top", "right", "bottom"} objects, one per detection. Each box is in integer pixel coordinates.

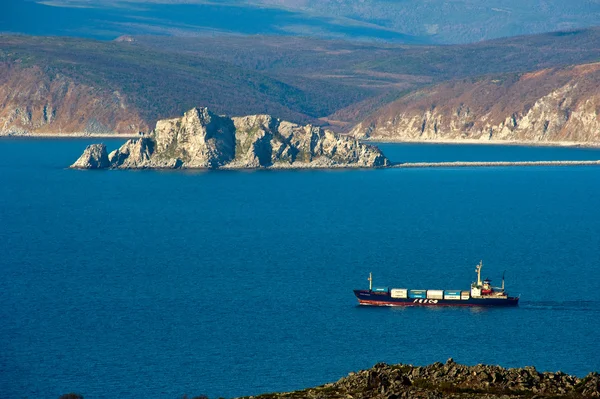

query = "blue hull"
[{"left": 354, "top": 290, "right": 519, "bottom": 307}]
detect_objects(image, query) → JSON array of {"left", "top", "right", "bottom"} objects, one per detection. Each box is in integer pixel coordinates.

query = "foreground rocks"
[
  {"left": 71, "top": 108, "right": 389, "bottom": 170},
  {"left": 247, "top": 360, "right": 599, "bottom": 399}
]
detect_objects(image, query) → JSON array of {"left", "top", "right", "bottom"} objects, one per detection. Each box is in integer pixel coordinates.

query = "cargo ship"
[{"left": 354, "top": 261, "right": 519, "bottom": 307}]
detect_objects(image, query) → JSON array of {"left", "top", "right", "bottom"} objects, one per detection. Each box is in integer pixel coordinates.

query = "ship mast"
[
  {"left": 475, "top": 261, "right": 483, "bottom": 287},
  {"left": 368, "top": 272, "right": 373, "bottom": 291}
]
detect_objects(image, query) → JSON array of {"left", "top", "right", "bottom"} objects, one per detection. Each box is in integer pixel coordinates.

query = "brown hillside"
[
  {"left": 351, "top": 63, "right": 600, "bottom": 143},
  {"left": 0, "top": 63, "right": 147, "bottom": 135}
]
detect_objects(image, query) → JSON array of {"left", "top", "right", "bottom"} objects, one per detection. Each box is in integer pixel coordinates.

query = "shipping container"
[
  {"left": 390, "top": 288, "right": 408, "bottom": 299},
  {"left": 372, "top": 287, "right": 389, "bottom": 293},
  {"left": 461, "top": 291, "right": 470, "bottom": 300},
  {"left": 444, "top": 290, "right": 461, "bottom": 295},
  {"left": 408, "top": 290, "right": 427, "bottom": 298},
  {"left": 444, "top": 294, "right": 461, "bottom": 300},
  {"left": 427, "top": 290, "right": 444, "bottom": 299}
]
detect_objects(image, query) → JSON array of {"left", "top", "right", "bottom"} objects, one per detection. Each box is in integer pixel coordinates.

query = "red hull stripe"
[{"left": 358, "top": 299, "right": 506, "bottom": 307}]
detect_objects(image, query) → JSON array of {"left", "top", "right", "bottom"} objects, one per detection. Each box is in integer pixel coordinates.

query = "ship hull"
[{"left": 354, "top": 290, "right": 519, "bottom": 307}]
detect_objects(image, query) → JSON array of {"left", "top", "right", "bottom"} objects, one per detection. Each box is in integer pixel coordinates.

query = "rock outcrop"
[
  {"left": 246, "top": 360, "right": 600, "bottom": 399},
  {"left": 351, "top": 63, "right": 600, "bottom": 145},
  {"left": 71, "top": 108, "right": 389, "bottom": 169},
  {"left": 71, "top": 144, "right": 110, "bottom": 169}
]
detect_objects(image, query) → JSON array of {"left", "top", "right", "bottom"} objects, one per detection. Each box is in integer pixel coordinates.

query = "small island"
[{"left": 71, "top": 107, "right": 389, "bottom": 170}]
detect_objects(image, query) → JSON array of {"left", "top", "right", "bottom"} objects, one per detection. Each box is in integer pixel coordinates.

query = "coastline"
[
  {"left": 361, "top": 137, "right": 600, "bottom": 148},
  {"left": 393, "top": 160, "right": 600, "bottom": 168},
  {"left": 0, "top": 132, "right": 140, "bottom": 139},
  {"left": 238, "top": 360, "right": 599, "bottom": 399},
  {"left": 3, "top": 133, "right": 600, "bottom": 149}
]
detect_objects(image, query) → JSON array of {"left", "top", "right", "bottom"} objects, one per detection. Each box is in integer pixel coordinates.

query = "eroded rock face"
[
  {"left": 71, "top": 144, "right": 110, "bottom": 169},
  {"left": 108, "top": 137, "right": 156, "bottom": 168},
  {"left": 351, "top": 63, "right": 600, "bottom": 144},
  {"left": 228, "top": 114, "right": 388, "bottom": 168},
  {"left": 153, "top": 108, "right": 236, "bottom": 168},
  {"left": 71, "top": 107, "right": 389, "bottom": 169},
  {"left": 0, "top": 64, "right": 148, "bottom": 136}
]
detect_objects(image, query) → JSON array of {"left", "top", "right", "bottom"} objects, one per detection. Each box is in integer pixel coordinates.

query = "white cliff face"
[
  {"left": 228, "top": 114, "right": 388, "bottom": 168},
  {"left": 108, "top": 137, "right": 156, "bottom": 168},
  {"left": 71, "top": 144, "right": 110, "bottom": 169},
  {"left": 71, "top": 107, "right": 389, "bottom": 169},
  {"left": 351, "top": 64, "right": 600, "bottom": 144},
  {"left": 153, "top": 108, "right": 237, "bottom": 168}
]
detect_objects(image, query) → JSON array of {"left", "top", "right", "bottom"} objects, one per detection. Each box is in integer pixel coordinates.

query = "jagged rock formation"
[
  {"left": 71, "top": 144, "right": 110, "bottom": 169},
  {"left": 71, "top": 108, "right": 389, "bottom": 169},
  {"left": 0, "top": 64, "right": 148, "bottom": 135},
  {"left": 247, "top": 360, "right": 600, "bottom": 399},
  {"left": 351, "top": 63, "right": 600, "bottom": 145}
]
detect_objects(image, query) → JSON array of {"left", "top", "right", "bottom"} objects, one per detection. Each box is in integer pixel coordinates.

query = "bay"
[{"left": 1, "top": 139, "right": 599, "bottom": 399}]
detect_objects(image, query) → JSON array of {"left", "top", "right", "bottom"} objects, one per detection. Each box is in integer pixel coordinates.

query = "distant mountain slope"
[
  {"left": 3, "top": 0, "right": 600, "bottom": 44},
  {"left": 1, "top": 29, "right": 600, "bottom": 136},
  {"left": 0, "top": 63, "right": 147, "bottom": 135},
  {"left": 257, "top": 0, "right": 600, "bottom": 44},
  {"left": 0, "top": 0, "right": 421, "bottom": 43},
  {"left": 351, "top": 63, "right": 600, "bottom": 144},
  {"left": 0, "top": 35, "right": 378, "bottom": 134}
]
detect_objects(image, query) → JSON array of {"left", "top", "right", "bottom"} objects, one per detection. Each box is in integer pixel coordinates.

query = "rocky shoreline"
[
  {"left": 361, "top": 138, "right": 600, "bottom": 148},
  {"left": 245, "top": 360, "right": 599, "bottom": 399}
]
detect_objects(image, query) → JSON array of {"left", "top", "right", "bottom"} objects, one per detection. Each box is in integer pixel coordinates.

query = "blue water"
[{"left": 1, "top": 139, "right": 600, "bottom": 399}]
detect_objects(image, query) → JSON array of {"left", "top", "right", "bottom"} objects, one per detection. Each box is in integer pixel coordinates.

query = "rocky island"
[{"left": 71, "top": 107, "right": 389, "bottom": 170}]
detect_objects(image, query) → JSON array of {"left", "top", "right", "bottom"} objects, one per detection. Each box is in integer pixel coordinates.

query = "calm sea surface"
[{"left": 1, "top": 139, "right": 600, "bottom": 399}]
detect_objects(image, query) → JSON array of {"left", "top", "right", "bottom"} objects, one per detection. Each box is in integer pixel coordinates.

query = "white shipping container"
[
  {"left": 444, "top": 294, "right": 461, "bottom": 300},
  {"left": 461, "top": 291, "right": 470, "bottom": 300},
  {"left": 391, "top": 288, "right": 408, "bottom": 298},
  {"left": 427, "top": 290, "right": 444, "bottom": 299}
]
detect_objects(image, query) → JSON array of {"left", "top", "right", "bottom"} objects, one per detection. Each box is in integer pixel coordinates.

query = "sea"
[{"left": 1, "top": 138, "right": 600, "bottom": 399}]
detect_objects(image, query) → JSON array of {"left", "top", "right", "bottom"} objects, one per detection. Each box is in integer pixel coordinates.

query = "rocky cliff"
[
  {"left": 71, "top": 108, "right": 388, "bottom": 169},
  {"left": 351, "top": 63, "right": 600, "bottom": 145},
  {"left": 0, "top": 64, "right": 148, "bottom": 135},
  {"left": 246, "top": 360, "right": 600, "bottom": 399}
]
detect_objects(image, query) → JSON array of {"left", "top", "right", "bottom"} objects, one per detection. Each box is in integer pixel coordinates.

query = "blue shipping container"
[
  {"left": 372, "top": 287, "right": 388, "bottom": 292},
  {"left": 408, "top": 290, "right": 427, "bottom": 298},
  {"left": 444, "top": 290, "right": 461, "bottom": 295}
]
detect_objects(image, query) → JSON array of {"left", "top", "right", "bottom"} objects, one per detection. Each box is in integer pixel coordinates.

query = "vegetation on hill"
[
  {"left": 351, "top": 62, "right": 600, "bottom": 143},
  {"left": 1, "top": 28, "right": 599, "bottom": 134}
]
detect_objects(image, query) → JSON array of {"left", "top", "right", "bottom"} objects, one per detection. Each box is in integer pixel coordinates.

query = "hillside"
[
  {"left": 0, "top": 63, "right": 147, "bottom": 135},
  {"left": 1, "top": 29, "right": 600, "bottom": 136},
  {"left": 351, "top": 63, "right": 600, "bottom": 144},
  {"left": 0, "top": 35, "right": 377, "bottom": 135},
  {"left": 256, "top": 0, "right": 600, "bottom": 44},
  {"left": 4, "top": 0, "right": 600, "bottom": 44}
]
